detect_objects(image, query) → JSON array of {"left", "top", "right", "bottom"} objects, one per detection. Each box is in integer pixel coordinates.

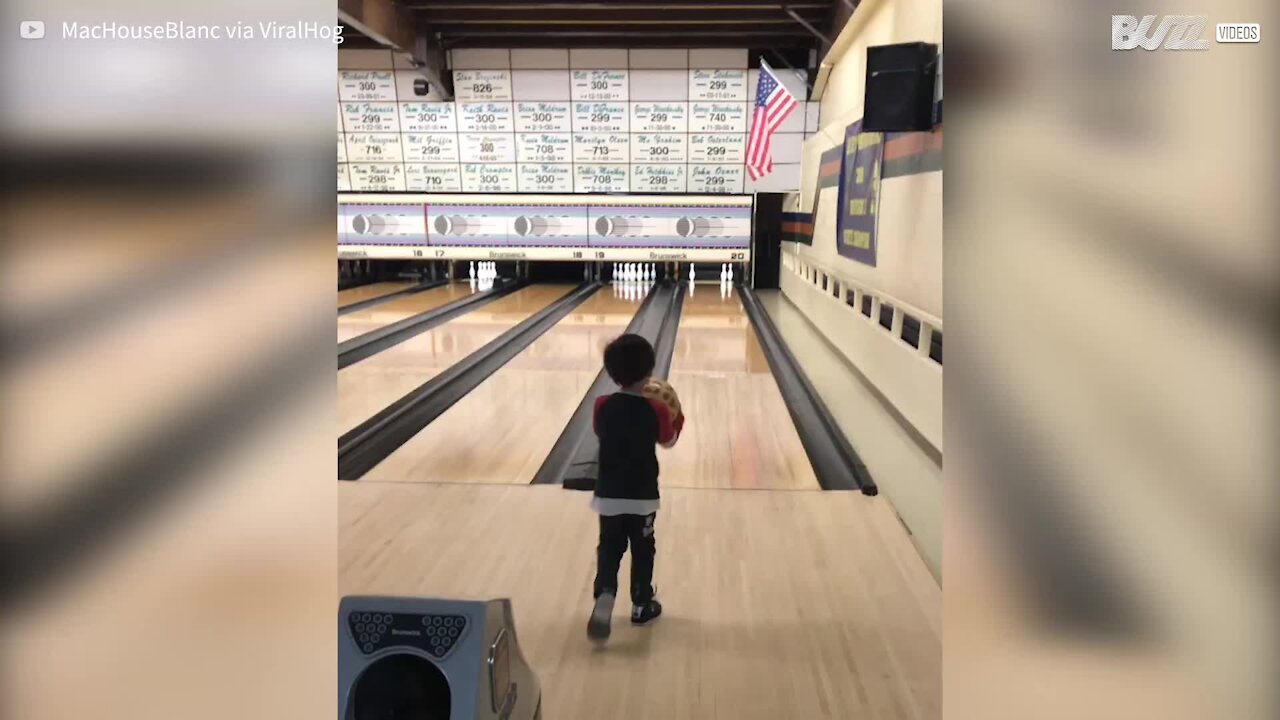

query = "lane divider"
[
  {"left": 737, "top": 284, "right": 877, "bottom": 495},
  {"left": 338, "top": 280, "right": 527, "bottom": 370},
  {"left": 338, "top": 282, "right": 599, "bottom": 481}
]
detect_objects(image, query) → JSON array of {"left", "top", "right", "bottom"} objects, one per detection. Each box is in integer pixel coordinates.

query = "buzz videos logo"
[
  {"left": 1113, "top": 15, "right": 1261, "bottom": 49},
  {"left": 1112, "top": 15, "right": 1209, "bottom": 50}
]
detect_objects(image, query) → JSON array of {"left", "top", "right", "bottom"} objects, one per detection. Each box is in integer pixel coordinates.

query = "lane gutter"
[{"left": 737, "top": 284, "right": 877, "bottom": 495}]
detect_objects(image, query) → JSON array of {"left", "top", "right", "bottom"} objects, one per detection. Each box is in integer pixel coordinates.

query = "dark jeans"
[{"left": 593, "top": 512, "right": 656, "bottom": 605}]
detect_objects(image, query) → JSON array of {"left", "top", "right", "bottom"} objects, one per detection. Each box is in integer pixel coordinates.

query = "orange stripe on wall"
[{"left": 884, "top": 126, "right": 944, "bottom": 161}]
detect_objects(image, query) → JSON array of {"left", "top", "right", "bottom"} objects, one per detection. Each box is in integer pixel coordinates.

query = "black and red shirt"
[{"left": 592, "top": 391, "right": 682, "bottom": 503}]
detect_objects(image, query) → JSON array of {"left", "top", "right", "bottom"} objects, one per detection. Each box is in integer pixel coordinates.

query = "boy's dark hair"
[{"left": 603, "top": 333, "right": 655, "bottom": 387}]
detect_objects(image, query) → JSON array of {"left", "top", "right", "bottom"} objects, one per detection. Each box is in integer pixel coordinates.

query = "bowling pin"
[
  {"left": 729, "top": 264, "right": 735, "bottom": 282},
  {"left": 689, "top": 263, "right": 696, "bottom": 282},
  {"left": 469, "top": 261, "right": 475, "bottom": 279}
]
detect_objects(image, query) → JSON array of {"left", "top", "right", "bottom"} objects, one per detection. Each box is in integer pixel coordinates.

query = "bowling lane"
[
  {"left": 337, "top": 280, "right": 418, "bottom": 308},
  {"left": 662, "top": 285, "right": 819, "bottom": 489},
  {"left": 364, "top": 285, "right": 648, "bottom": 484},
  {"left": 337, "top": 282, "right": 476, "bottom": 343},
  {"left": 338, "top": 284, "right": 573, "bottom": 436}
]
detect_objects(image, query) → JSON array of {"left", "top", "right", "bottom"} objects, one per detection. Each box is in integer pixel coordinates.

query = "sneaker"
[
  {"left": 587, "top": 592, "right": 615, "bottom": 641},
  {"left": 630, "top": 599, "right": 663, "bottom": 625}
]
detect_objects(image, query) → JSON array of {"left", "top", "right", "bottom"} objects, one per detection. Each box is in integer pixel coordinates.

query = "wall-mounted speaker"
[
  {"left": 338, "top": 595, "right": 542, "bottom": 720},
  {"left": 863, "top": 42, "right": 939, "bottom": 132}
]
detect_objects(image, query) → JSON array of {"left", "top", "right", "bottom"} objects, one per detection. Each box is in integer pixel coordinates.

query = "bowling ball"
[{"left": 642, "top": 378, "right": 683, "bottom": 422}]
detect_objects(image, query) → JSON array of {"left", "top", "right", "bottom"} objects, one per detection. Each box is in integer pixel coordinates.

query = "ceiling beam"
[
  {"left": 337, "top": 0, "right": 415, "bottom": 50},
  {"left": 338, "top": 0, "right": 451, "bottom": 99},
  {"left": 818, "top": 0, "right": 858, "bottom": 60},
  {"left": 414, "top": 9, "right": 827, "bottom": 23},
  {"left": 441, "top": 29, "right": 813, "bottom": 38},
  {"left": 403, "top": 1, "right": 830, "bottom": 7},
  {"left": 444, "top": 34, "right": 816, "bottom": 48},
  {"left": 782, "top": 3, "right": 831, "bottom": 44}
]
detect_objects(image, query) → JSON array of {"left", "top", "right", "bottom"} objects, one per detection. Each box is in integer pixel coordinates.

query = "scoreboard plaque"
[
  {"left": 348, "top": 163, "right": 406, "bottom": 191},
  {"left": 688, "top": 164, "right": 744, "bottom": 194},
  {"left": 630, "top": 102, "right": 688, "bottom": 133},
  {"left": 516, "top": 133, "right": 572, "bottom": 164},
  {"left": 453, "top": 70, "right": 513, "bottom": 102},
  {"left": 630, "top": 165, "right": 687, "bottom": 193},
  {"left": 337, "top": 133, "right": 347, "bottom": 163},
  {"left": 460, "top": 133, "right": 517, "bottom": 164},
  {"left": 405, "top": 164, "right": 463, "bottom": 192},
  {"left": 571, "top": 70, "right": 628, "bottom": 101},
  {"left": 399, "top": 102, "right": 456, "bottom": 133},
  {"left": 630, "top": 134, "right": 687, "bottom": 164},
  {"left": 688, "top": 133, "right": 746, "bottom": 163},
  {"left": 458, "top": 102, "right": 515, "bottom": 133},
  {"left": 337, "top": 164, "right": 350, "bottom": 191},
  {"left": 462, "top": 163, "right": 518, "bottom": 192},
  {"left": 572, "top": 102, "right": 628, "bottom": 133},
  {"left": 518, "top": 163, "right": 574, "bottom": 193},
  {"left": 338, "top": 71, "right": 396, "bottom": 102},
  {"left": 689, "top": 69, "right": 748, "bottom": 101},
  {"left": 342, "top": 102, "right": 400, "bottom": 133},
  {"left": 344, "top": 133, "right": 404, "bottom": 163},
  {"left": 572, "top": 133, "right": 629, "bottom": 164},
  {"left": 403, "top": 133, "right": 460, "bottom": 163},
  {"left": 690, "top": 102, "right": 748, "bottom": 133},
  {"left": 514, "top": 101, "right": 572, "bottom": 133},
  {"left": 574, "top": 164, "right": 629, "bottom": 193}
]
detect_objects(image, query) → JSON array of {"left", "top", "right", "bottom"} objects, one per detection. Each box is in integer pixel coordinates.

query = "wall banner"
[{"left": 835, "top": 120, "right": 883, "bottom": 266}]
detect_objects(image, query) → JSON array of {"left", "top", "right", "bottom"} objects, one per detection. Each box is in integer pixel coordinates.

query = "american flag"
[{"left": 745, "top": 61, "right": 799, "bottom": 181}]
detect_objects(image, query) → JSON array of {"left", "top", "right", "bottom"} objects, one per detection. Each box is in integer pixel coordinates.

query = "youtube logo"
[{"left": 20, "top": 20, "right": 45, "bottom": 39}]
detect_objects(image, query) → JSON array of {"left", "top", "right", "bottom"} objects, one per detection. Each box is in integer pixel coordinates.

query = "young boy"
[{"left": 587, "top": 333, "right": 683, "bottom": 641}]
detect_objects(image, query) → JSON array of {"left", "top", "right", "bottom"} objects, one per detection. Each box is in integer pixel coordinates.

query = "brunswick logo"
[{"left": 1112, "top": 15, "right": 1210, "bottom": 50}]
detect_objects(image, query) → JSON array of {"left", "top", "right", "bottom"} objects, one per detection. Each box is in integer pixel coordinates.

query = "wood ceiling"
[{"left": 400, "top": 1, "right": 850, "bottom": 51}]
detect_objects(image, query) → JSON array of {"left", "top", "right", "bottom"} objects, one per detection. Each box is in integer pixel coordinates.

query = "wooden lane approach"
[{"left": 339, "top": 482, "right": 941, "bottom": 720}]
